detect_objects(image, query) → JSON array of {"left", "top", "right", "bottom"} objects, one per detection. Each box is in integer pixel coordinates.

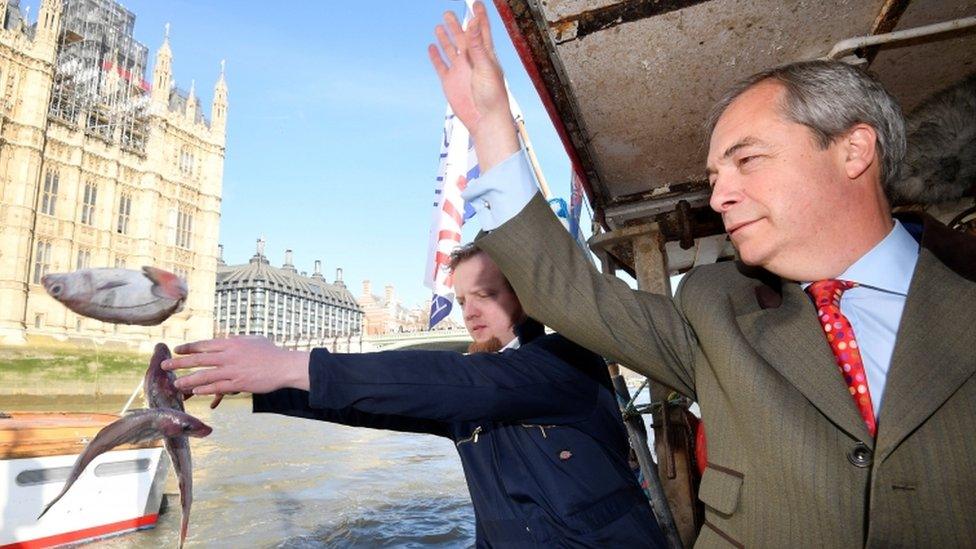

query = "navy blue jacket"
[{"left": 253, "top": 323, "right": 665, "bottom": 547}]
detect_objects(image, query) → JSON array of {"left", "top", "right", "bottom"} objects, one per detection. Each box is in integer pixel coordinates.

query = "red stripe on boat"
[{"left": 0, "top": 514, "right": 158, "bottom": 549}]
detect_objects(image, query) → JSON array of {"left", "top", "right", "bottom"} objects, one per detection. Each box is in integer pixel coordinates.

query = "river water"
[{"left": 3, "top": 395, "right": 476, "bottom": 548}]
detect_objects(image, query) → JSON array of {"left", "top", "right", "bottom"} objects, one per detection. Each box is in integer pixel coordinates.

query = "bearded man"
[{"left": 166, "top": 243, "right": 666, "bottom": 547}]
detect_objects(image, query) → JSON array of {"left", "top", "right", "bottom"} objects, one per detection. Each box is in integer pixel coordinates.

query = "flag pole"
[{"left": 515, "top": 118, "right": 552, "bottom": 199}]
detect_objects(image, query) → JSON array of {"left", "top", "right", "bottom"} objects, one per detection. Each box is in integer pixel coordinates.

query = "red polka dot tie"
[{"left": 806, "top": 279, "right": 877, "bottom": 437}]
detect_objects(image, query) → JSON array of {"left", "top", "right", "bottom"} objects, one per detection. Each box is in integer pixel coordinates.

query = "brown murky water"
[{"left": 2, "top": 395, "right": 475, "bottom": 548}]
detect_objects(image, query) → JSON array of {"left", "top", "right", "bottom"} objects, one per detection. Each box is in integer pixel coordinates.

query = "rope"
[{"left": 620, "top": 383, "right": 692, "bottom": 420}]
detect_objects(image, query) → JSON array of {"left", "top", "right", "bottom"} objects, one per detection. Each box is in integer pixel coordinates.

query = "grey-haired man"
[{"left": 429, "top": 2, "right": 976, "bottom": 546}]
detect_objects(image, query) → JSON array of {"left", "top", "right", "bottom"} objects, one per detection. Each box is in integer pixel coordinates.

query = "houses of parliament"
[{"left": 0, "top": 0, "right": 226, "bottom": 351}]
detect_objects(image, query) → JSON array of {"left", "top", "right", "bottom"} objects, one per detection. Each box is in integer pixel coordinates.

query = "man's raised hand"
[{"left": 429, "top": 1, "right": 519, "bottom": 172}]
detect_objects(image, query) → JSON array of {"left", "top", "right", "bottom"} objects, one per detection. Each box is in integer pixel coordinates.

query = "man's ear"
[{"left": 843, "top": 123, "right": 878, "bottom": 180}]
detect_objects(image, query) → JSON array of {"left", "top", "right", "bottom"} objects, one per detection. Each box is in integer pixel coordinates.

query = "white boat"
[{"left": 0, "top": 412, "right": 168, "bottom": 548}]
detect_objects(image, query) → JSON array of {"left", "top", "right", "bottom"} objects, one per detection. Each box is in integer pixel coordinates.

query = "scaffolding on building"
[
  {"left": 2, "top": 0, "right": 28, "bottom": 32},
  {"left": 47, "top": 0, "right": 152, "bottom": 154}
]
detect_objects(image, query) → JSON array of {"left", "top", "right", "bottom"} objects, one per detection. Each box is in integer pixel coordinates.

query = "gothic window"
[
  {"left": 41, "top": 170, "right": 59, "bottom": 215},
  {"left": 182, "top": 211, "right": 193, "bottom": 249},
  {"left": 32, "top": 240, "right": 52, "bottom": 283},
  {"left": 116, "top": 193, "right": 131, "bottom": 234},
  {"left": 173, "top": 208, "right": 193, "bottom": 249},
  {"left": 76, "top": 248, "right": 91, "bottom": 270},
  {"left": 114, "top": 256, "right": 127, "bottom": 268},
  {"left": 178, "top": 146, "right": 195, "bottom": 177},
  {"left": 80, "top": 182, "right": 97, "bottom": 225}
]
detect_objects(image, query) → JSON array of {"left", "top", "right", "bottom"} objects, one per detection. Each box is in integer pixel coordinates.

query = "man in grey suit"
[{"left": 429, "top": 2, "right": 976, "bottom": 547}]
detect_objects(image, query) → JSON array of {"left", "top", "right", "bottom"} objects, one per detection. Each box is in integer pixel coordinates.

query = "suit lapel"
[
  {"left": 736, "top": 281, "right": 874, "bottom": 443},
  {"left": 876, "top": 248, "right": 976, "bottom": 462}
]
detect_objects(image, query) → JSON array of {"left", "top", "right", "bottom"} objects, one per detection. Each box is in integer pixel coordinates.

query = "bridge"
[
  {"left": 282, "top": 328, "right": 472, "bottom": 353},
  {"left": 361, "top": 327, "right": 472, "bottom": 352}
]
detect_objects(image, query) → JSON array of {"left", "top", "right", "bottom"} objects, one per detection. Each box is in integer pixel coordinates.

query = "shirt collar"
[
  {"left": 500, "top": 337, "right": 520, "bottom": 352},
  {"left": 799, "top": 220, "right": 919, "bottom": 295},
  {"left": 838, "top": 219, "right": 919, "bottom": 295}
]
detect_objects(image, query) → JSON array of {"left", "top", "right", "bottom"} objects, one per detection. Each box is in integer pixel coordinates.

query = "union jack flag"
[
  {"left": 424, "top": 1, "right": 524, "bottom": 328},
  {"left": 424, "top": 108, "right": 479, "bottom": 328}
]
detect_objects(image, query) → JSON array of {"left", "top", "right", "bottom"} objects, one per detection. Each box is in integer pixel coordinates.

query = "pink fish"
[
  {"left": 145, "top": 343, "right": 220, "bottom": 548},
  {"left": 38, "top": 344, "right": 213, "bottom": 548},
  {"left": 41, "top": 266, "right": 187, "bottom": 325}
]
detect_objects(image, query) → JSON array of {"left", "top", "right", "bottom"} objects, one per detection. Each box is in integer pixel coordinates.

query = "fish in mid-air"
[
  {"left": 42, "top": 266, "right": 187, "bottom": 325},
  {"left": 36, "top": 407, "right": 212, "bottom": 520}
]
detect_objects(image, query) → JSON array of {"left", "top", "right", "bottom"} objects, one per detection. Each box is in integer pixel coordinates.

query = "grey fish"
[
  {"left": 42, "top": 266, "right": 188, "bottom": 326},
  {"left": 37, "top": 408, "right": 212, "bottom": 520}
]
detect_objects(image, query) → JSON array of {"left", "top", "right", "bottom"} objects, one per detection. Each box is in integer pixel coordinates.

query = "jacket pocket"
[
  {"left": 698, "top": 464, "right": 743, "bottom": 516},
  {"left": 520, "top": 424, "right": 559, "bottom": 438}
]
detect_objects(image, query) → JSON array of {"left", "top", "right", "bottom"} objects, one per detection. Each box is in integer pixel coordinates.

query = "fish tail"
[
  {"left": 36, "top": 453, "right": 88, "bottom": 520},
  {"left": 36, "top": 491, "right": 66, "bottom": 520},
  {"left": 175, "top": 444, "right": 192, "bottom": 549},
  {"left": 179, "top": 508, "right": 189, "bottom": 549},
  {"left": 143, "top": 266, "right": 188, "bottom": 301}
]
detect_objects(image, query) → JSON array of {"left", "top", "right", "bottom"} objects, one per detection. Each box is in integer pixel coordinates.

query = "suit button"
[{"left": 848, "top": 443, "right": 873, "bottom": 468}]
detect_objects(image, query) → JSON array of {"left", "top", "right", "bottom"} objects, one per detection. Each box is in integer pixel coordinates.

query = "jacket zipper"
[{"left": 456, "top": 425, "right": 483, "bottom": 446}]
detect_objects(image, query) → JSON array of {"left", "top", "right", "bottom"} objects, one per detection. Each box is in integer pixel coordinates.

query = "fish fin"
[
  {"left": 142, "top": 266, "right": 188, "bottom": 301},
  {"left": 95, "top": 279, "right": 128, "bottom": 291}
]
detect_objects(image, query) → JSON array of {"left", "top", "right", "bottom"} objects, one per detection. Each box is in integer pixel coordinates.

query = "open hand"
[
  {"left": 161, "top": 336, "right": 310, "bottom": 396},
  {"left": 429, "top": 1, "right": 519, "bottom": 170}
]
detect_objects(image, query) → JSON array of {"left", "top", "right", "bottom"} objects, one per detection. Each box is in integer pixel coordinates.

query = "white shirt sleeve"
[{"left": 461, "top": 150, "right": 541, "bottom": 231}]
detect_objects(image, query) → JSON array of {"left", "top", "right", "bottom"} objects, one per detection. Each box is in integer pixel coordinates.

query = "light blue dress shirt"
[
  {"left": 464, "top": 150, "right": 921, "bottom": 419},
  {"left": 801, "top": 221, "right": 919, "bottom": 417}
]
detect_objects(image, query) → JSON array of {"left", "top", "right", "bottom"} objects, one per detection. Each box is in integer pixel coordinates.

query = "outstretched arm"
[
  {"left": 429, "top": 0, "right": 519, "bottom": 172},
  {"left": 166, "top": 334, "right": 606, "bottom": 426}
]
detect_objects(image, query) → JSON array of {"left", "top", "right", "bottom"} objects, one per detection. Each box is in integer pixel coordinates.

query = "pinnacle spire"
[
  {"left": 215, "top": 59, "right": 228, "bottom": 91},
  {"left": 158, "top": 23, "right": 172, "bottom": 56}
]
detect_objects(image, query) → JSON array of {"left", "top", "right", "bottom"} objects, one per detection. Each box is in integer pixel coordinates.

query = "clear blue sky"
[{"left": 25, "top": 0, "right": 580, "bottom": 309}]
